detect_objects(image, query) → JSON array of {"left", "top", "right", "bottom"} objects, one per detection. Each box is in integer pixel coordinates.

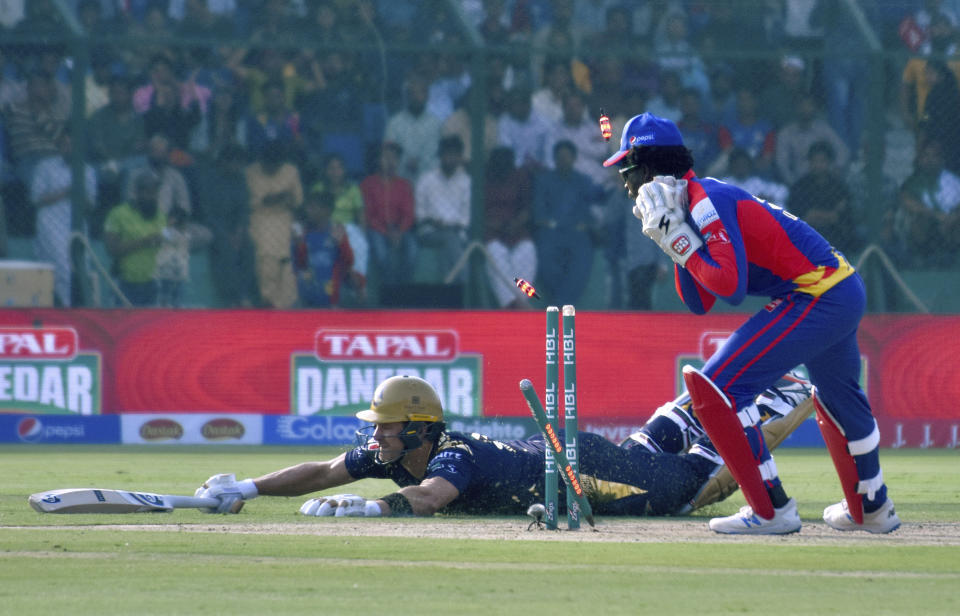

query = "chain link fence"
[{"left": 0, "top": 1, "right": 957, "bottom": 311}]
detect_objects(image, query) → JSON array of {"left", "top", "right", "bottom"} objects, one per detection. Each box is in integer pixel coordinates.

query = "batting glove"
[
  {"left": 299, "top": 494, "right": 382, "bottom": 517},
  {"left": 194, "top": 473, "right": 258, "bottom": 514}
]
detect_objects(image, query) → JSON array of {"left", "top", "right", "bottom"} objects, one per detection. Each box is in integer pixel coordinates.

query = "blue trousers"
[{"left": 701, "top": 273, "right": 884, "bottom": 502}]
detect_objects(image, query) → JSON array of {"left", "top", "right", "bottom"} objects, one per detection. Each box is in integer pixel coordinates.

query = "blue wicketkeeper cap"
[{"left": 603, "top": 112, "right": 685, "bottom": 167}]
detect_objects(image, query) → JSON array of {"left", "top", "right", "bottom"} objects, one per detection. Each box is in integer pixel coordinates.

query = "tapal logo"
[
  {"left": 0, "top": 328, "right": 78, "bottom": 360},
  {"left": 315, "top": 330, "right": 459, "bottom": 362}
]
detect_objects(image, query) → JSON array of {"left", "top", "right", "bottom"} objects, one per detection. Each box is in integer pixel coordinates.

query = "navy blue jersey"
[{"left": 344, "top": 430, "right": 710, "bottom": 516}]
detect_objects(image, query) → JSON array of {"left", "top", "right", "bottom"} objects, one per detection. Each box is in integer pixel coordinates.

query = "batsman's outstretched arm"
[
  {"left": 388, "top": 477, "right": 460, "bottom": 516},
  {"left": 253, "top": 453, "right": 355, "bottom": 497},
  {"left": 299, "top": 475, "right": 460, "bottom": 517}
]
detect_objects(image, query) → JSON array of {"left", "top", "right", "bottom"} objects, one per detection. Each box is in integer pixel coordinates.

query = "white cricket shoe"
[
  {"left": 709, "top": 498, "right": 802, "bottom": 535},
  {"left": 823, "top": 498, "right": 901, "bottom": 534}
]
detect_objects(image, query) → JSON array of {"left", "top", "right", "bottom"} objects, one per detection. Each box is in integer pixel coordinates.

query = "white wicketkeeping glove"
[
  {"left": 633, "top": 177, "right": 702, "bottom": 267},
  {"left": 299, "top": 494, "right": 382, "bottom": 517},
  {"left": 194, "top": 473, "right": 258, "bottom": 514}
]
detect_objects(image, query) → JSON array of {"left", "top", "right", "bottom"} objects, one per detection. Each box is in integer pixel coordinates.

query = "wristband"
[
  {"left": 237, "top": 479, "right": 259, "bottom": 500},
  {"left": 382, "top": 492, "right": 413, "bottom": 516}
]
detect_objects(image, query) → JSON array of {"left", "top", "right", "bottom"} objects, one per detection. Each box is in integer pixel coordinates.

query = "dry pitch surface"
[{"left": 18, "top": 518, "right": 960, "bottom": 547}]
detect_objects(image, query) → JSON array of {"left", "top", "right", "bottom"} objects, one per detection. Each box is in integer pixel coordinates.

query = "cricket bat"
[{"left": 28, "top": 488, "right": 220, "bottom": 513}]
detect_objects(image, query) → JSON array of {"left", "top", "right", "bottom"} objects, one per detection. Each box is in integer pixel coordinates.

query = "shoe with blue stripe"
[{"left": 709, "top": 497, "right": 802, "bottom": 535}]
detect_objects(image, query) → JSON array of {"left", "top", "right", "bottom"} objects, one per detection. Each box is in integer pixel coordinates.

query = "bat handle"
[{"left": 166, "top": 495, "right": 222, "bottom": 509}]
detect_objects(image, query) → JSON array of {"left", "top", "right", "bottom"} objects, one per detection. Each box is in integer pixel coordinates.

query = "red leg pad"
[
  {"left": 813, "top": 394, "right": 864, "bottom": 524},
  {"left": 682, "top": 366, "right": 775, "bottom": 520}
]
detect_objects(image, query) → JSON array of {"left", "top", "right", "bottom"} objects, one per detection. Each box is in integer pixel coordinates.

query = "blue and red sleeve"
[{"left": 673, "top": 176, "right": 747, "bottom": 307}]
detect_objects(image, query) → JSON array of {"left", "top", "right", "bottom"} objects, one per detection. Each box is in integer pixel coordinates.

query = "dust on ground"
[{"left": 11, "top": 518, "right": 960, "bottom": 547}]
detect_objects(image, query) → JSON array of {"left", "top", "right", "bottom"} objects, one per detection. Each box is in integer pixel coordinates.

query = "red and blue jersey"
[{"left": 675, "top": 170, "right": 854, "bottom": 314}]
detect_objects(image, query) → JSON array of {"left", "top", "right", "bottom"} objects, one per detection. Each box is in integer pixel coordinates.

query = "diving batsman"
[{"left": 195, "top": 374, "right": 813, "bottom": 519}]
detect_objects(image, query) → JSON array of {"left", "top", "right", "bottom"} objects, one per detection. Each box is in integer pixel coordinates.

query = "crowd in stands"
[{"left": 0, "top": 0, "right": 958, "bottom": 310}]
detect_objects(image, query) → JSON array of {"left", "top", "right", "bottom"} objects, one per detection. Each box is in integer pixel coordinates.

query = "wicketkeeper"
[
  {"left": 195, "top": 374, "right": 812, "bottom": 518},
  {"left": 604, "top": 112, "right": 899, "bottom": 534}
]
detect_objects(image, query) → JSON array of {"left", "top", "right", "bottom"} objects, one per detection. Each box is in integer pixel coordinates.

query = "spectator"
[
  {"left": 87, "top": 75, "right": 147, "bottom": 212},
  {"left": 299, "top": 50, "right": 368, "bottom": 178},
  {"left": 248, "top": 0, "right": 299, "bottom": 43},
  {"left": 532, "top": 139, "right": 604, "bottom": 306},
  {"left": 677, "top": 87, "right": 719, "bottom": 176},
  {"left": 5, "top": 69, "right": 69, "bottom": 186},
  {"left": 646, "top": 71, "right": 684, "bottom": 124},
  {"left": 131, "top": 134, "right": 192, "bottom": 217},
  {"left": 0, "top": 48, "right": 26, "bottom": 111},
  {"left": 103, "top": 169, "right": 166, "bottom": 307},
  {"left": 310, "top": 153, "right": 368, "bottom": 304},
  {"left": 199, "top": 83, "right": 245, "bottom": 164},
  {"left": 653, "top": 9, "right": 710, "bottom": 100},
  {"left": 777, "top": 0, "right": 824, "bottom": 51},
  {"left": 899, "top": 11, "right": 960, "bottom": 130},
  {"left": 414, "top": 135, "right": 471, "bottom": 283},
  {"left": 531, "top": 1, "right": 589, "bottom": 86},
  {"left": 385, "top": 73, "right": 443, "bottom": 182},
  {"left": 718, "top": 147, "right": 789, "bottom": 205},
  {"left": 531, "top": 58, "right": 572, "bottom": 126},
  {"left": 442, "top": 81, "right": 504, "bottom": 167},
  {"left": 917, "top": 60, "right": 960, "bottom": 173},
  {"left": 291, "top": 190, "right": 354, "bottom": 308},
  {"left": 424, "top": 48, "right": 471, "bottom": 124},
  {"left": 244, "top": 79, "right": 302, "bottom": 160},
  {"left": 245, "top": 140, "right": 303, "bottom": 308},
  {"left": 702, "top": 64, "right": 737, "bottom": 126},
  {"left": 30, "top": 134, "right": 96, "bottom": 307},
  {"left": 788, "top": 141, "right": 860, "bottom": 255},
  {"left": 896, "top": 137, "right": 960, "bottom": 267},
  {"left": 776, "top": 92, "right": 849, "bottom": 186},
  {"left": 897, "top": 0, "right": 957, "bottom": 53},
  {"left": 484, "top": 146, "right": 536, "bottom": 309},
  {"left": 197, "top": 143, "right": 258, "bottom": 308},
  {"left": 154, "top": 206, "right": 192, "bottom": 307},
  {"left": 497, "top": 86, "right": 553, "bottom": 171},
  {"left": 812, "top": 0, "right": 882, "bottom": 156},
  {"left": 583, "top": 8, "right": 660, "bottom": 98},
  {"left": 133, "top": 52, "right": 210, "bottom": 122},
  {"left": 84, "top": 50, "right": 114, "bottom": 118},
  {"left": 714, "top": 86, "right": 777, "bottom": 177},
  {"left": 546, "top": 89, "right": 610, "bottom": 187},
  {"left": 227, "top": 47, "right": 323, "bottom": 115},
  {"left": 10, "top": 0, "right": 67, "bottom": 35},
  {"left": 142, "top": 79, "right": 202, "bottom": 153},
  {"left": 360, "top": 141, "right": 417, "bottom": 294},
  {"left": 759, "top": 55, "right": 811, "bottom": 130},
  {"left": 173, "top": 0, "right": 236, "bottom": 38},
  {"left": 601, "top": 184, "right": 668, "bottom": 311}
]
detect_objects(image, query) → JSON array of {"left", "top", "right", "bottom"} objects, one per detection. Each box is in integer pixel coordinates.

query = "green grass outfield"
[{"left": 1, "top": 446, "right": 958, "bottom": 615}]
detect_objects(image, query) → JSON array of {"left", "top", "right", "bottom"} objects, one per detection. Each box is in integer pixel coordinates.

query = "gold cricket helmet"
[{"left": 356, "top": 375, "right": 444, "bottom": 424}]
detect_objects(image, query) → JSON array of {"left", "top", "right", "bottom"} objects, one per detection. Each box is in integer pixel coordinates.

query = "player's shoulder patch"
[
  {"left": 435, "top": 432, "right": 475, "bottom": 457},
  {"left": 691, "top": 197, "right": 720, "bottom": 230}
]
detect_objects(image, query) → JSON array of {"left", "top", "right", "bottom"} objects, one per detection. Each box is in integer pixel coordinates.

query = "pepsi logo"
[{"left": 17, "top": 417, "right": 43, "bottom": 442}]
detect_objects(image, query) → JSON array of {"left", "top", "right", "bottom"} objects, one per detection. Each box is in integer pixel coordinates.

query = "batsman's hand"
[
  {"left": 194, "top": 473, "right": 258, "bottom": 514},
  {"left": 299, "top": 494, "right": 383, "bottom": 517}
]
